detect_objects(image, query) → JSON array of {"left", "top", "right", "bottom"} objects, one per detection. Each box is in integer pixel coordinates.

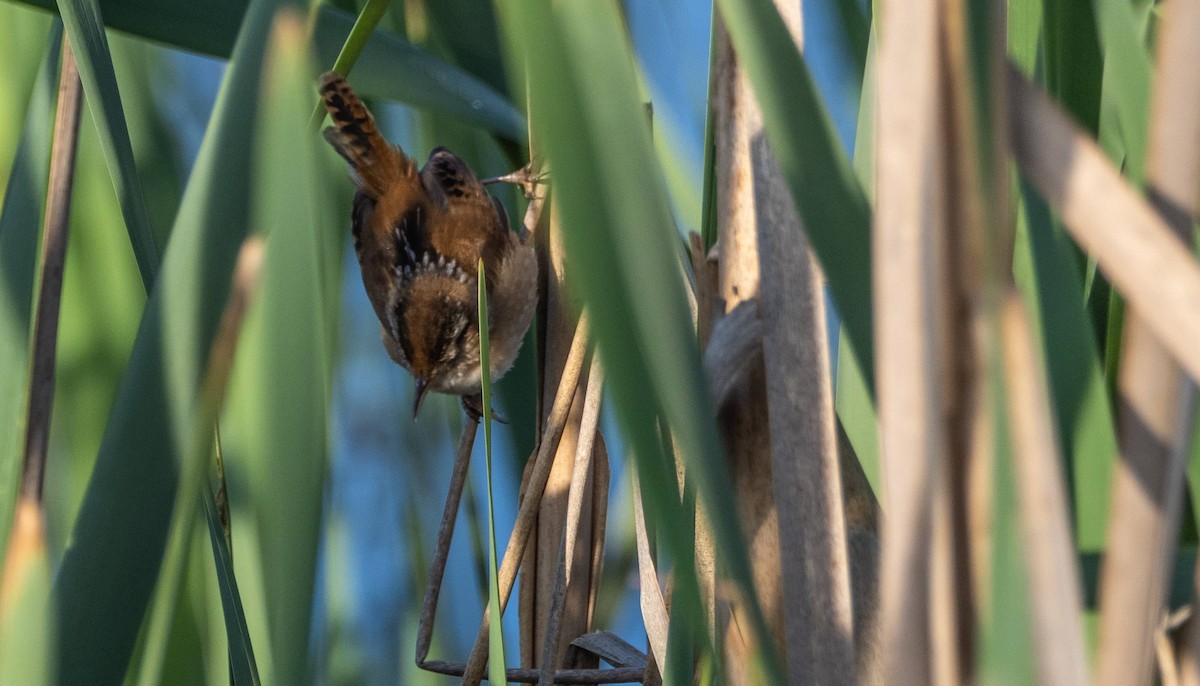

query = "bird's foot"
[
  {"left": 482, "top": 162, "right": 547, "bottom": 199},
  {"left": 462, "top": 394, "right": 509, "bottom": 424}
]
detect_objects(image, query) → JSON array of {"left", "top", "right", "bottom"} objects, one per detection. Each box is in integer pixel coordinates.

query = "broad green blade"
[
  {"left": 495, "top": 0, "right": 782, "bottom": 681},
  {"left": 663, "top": 483, "right": 707, "bottom": 685},
  {"left": 0, "top": 21, "right": 62, "bottom": 567},
  {"left": 423, "top": 0, "right": 509, "bottom": 95},
  {"left": 1090, "top": 0, "right": 1152, "bottom": 184},
  {"left": 12, "top": 1, "right": 525, "bottom": 140},
  {"left": 306, "top": 0, "right": 388, "bottom": 128},
  {"left": 1012, "top": 178, "right": 1116, "bottom": 552},
  {"left": 17, "top": 0, "right": 250, "bottom": 58},
  {"left": 201, "top": 481, "right": 260, "bottom": 685},
  {"left": 1043, "top": 0, "right": 1103, "bottom": 136},
  {"left": 56, "top": 0, "right": 159, "bottom": 287},
  {"left": 1010, "top": 0, "right": 1118, "bottom": 556},
  {"left": 477, "top": 260, "right": 507, "bottom": 685},
  {"left": 713, "top": 0, "right": 875, "bottom": 389},
  {"left": 107, "top": 34, "right": 187, "bottom": 247},
  {"left": 979, "top": 382, "right": 1036, "bottom": 686},
  {"left": 1008, "top": 0, "right": 1042, "bottom": 75},
  {"left": 311, "top": 6, "right": 525, "bottom": 141},
  {"left": 135, "top": 528, "right": 220, "bottom": 686},
  {"left": 227, "top": 14, "right": 335, "bottom": 685},
  {"left": 0, "top": 534, "right": 54, "bottom": 686},
  {"left": 698, "top": 10, "right": 717, "bottom": 251},
  {"left": 51, "top": 1, "right": 287, "bottom": 682},
  {"left": 320, "top": 0, "right": 389, "bottom": 77},
  {"left": 0, "top": 4, "right": 53, "bottom": 183},
  {"left": 836, "top": 335, "right": 880, "bottom": 494},
  {"left": 836, "top": 21, "right": 879, "bottom": 493},
  {"left": 832, "top": 0, "right": 870, "bottom": 83}
]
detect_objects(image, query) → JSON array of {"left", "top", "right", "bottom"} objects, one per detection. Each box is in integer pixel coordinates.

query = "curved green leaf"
[
  {"left": 56, "top": 0, "right": 159, "bottom": 285},
  {"left": 52, "top": 1, "right": 286, "bottom": 682},
  {"left": 0, "top": 539, "right": 54, "bottom": 685},
  {"left": 12, "top": 0, "right": 525, "bottom": 141},
  {"left": 311, "top": 6, "right": 525, "bottom": 141},
  {"left": 1013, "top": 178, "right": 1117, "bottom": 552},
  {"left": 233, "top": 15, "right": 334, "bottom": 683},
  {"left": 477, "top": 260, "right": 507, "bottom": 686},
  {"left": 15, "top": 0, "right": 249, "bottom": 58},
  {"left": 318, "top": 0, "right": 387, "bottom": 77}
]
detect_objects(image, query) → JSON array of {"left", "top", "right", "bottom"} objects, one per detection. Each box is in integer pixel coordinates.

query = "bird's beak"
[{"left": 412, "top": 378, "right": 432, "bottom": 420}]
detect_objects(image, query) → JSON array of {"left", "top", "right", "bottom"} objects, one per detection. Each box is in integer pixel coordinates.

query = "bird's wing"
[{"left": 420, "top": 148, "right": 512, "bottom": 277}]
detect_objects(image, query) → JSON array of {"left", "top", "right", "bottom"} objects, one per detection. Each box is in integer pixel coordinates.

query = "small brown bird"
[{"left": 319, "top": 72, "right": 536, "bottom": 419}]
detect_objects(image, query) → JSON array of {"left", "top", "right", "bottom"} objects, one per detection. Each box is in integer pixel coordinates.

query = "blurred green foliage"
[{"left": 0, "top": 0, "right": 1192, "bottom": 683}]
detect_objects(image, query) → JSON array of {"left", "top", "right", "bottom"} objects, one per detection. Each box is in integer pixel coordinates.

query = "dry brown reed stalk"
[
  {"left": 712, "top": 0, "right": 829, "bottom": 678},
  {"left": 1166, "top": 8, "right": 1200, "bottom": 681},
  {"left": 537, "top": 354, "right": 605, "bottom": 685},
  {"left": 1008, "top": 47, "right": 1200, "bottom": 683},
  {"left": 1008, "top": 66, "right": 1200, "bottom": 384},
  {"left": 1093, "top": 1, "right": 1200, "bottom": 682},
  {"left": 689, "top": 236, "right": 720, "bottom": 654},
  {"left": 754, "top": 104, "right": 855, "bottom": 685},
  {"left": 711, "top": 18, "right": 784, "bottom": 680},
  {"left": 872, "top": 0, "right": 943, "bottom": 681},
  {"left": 1157, "top": 7, "right": 1200, "bottom": 685},
  {"left": 1, "top": 37, "right": 81, "bottom": 613},
  {"left": 460, "top": 313, "right": 589, "bottom": 684},
  {"left": 523, "top": 192, "right": 608, "bottom": 679},
  {"left": 928, "top": 0, "right": 1001, "bottom": 679},
  {"left": 710, "top": 0, "right": 867, "bottom": 680},
  {"left": 19, "top": 37, "right": 80, "bottom": 508},
  {"left": 703, "top": 301, "right": 762, "bottom": 409},
  {"left": 999, "top": 292, "right": 1090, "bottom": 686}
]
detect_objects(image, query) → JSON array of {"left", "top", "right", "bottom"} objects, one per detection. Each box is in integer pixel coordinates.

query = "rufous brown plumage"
[{"left": 319, "top": 72, "right": 536, "bottom": 419}]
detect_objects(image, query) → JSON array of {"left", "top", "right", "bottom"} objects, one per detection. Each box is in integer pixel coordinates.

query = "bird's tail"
[{"left": 318, "top": 72, "right": 415, "bottom": 197}]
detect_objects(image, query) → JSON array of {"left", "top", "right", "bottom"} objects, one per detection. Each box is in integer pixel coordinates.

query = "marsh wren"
[{"left": 319, "top": 72, "right": 536, "bottom": 419}]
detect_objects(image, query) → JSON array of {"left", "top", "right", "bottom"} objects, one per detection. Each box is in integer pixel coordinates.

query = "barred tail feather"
[{"left": 318, "top": 72, "right": 413, "bottom": 197}]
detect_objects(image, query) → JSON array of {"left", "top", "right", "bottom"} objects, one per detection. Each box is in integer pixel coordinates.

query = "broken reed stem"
[
  {"left": 537, "top": 355, "right": 605, "bottom": 686},
  {"left": 20, "top": 37, "right": 81, "bottom": 505},
  {"left": 415, "top": 415, "right": 480, "bottom": 664},
  {"left": 460, "top": 313, "right": 590, "bottom": 685}
]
